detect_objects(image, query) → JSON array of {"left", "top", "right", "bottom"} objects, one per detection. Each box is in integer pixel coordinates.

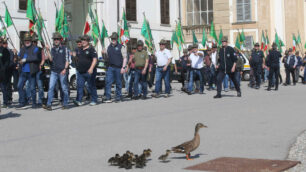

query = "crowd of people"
[{"left": 0, "top": 31, "right": 305, "bottom": 111}]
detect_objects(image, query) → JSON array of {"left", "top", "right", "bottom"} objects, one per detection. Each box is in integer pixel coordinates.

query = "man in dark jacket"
[
  {"left": 266, "top": 43, "right": 282, "bottom": 91},
  {"left": 104, "top": 32, "right": 127, "bottom": 103},
  {"left": 250, "top": 43, "right": 264, "bottom": 89},
  {"left": 284, "top": 48, "right": 297, "bottom": 86},
  {"left": 43, "top": 32, "right": 70, "bottom": 111},
  {"left": 17, "top": 32, "right": 42, "bottom": 108},
  {"left": 0, "top": 38, "right": 11, "bottom": 108},
  {"left": 214, "top": 36, "right": 241, "bottom": 98}
]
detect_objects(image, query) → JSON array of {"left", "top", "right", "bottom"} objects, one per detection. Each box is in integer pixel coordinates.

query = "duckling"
[
  {"left": 143, "top": 149, "right": 152, "bottom": 158},
  {"left": 135, "top": 155, "right": 146, "bottom": 168},
  {"left": 108, "top": 154, "right": 120, "bottom": 165},
  {"left": 158, "top": 150, "right": 171, "bottom": 162}
]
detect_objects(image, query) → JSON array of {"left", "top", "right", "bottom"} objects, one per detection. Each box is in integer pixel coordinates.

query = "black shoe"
[
  {"left": 237, "top": 92, "right": 241, "bottom": 97},
  {"left": 16, "top": 104, "right": 26, "bottom": 109},
  {"left": 141, "top": 95, "right": 147, "bottom": 100},
  {"left": 275, "top": 87, "right": 278, "bottom": 91},
  {"left": 43, "top": 105, "right": 52, "bottom": 111},
  {"left": 187, "top": 91, "right": 192, "bottom": 95},
  {"left": 283, "top": 83, "right": 287, "bottom": 86},
  {"left": 214, "top": 94, "right": 222, "bottom": 98},
  {"left": 267, "top": 87, "right": 271, "bottom": 91},
  {"left": 133, "top": 95, "right": 140, "bottom": 100},
  {"left": 293, "top": 83, "right": 296, "bottom": 86},
  {"left": 62, "top": 106, "right": 69, "bottom": 110}
]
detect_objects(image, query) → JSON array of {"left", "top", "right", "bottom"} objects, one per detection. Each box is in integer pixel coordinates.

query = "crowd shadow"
[{"left": 0, "top": 112, "right": 21, "bottom": 120}]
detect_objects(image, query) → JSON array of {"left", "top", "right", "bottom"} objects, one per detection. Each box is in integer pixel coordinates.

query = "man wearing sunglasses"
[{"left": 43, "top": 32, "right": 70, "bottom": 111}]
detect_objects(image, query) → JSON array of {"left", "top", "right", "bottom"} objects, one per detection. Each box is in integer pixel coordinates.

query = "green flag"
[
  {"left": 218, "top": 28, "right": 223, "bottom": 46},
  {"left": 55, "top": 3, "right": 65, "bottom": 32},
  {"left": 177, "top": 20, "right": 184, "bottom": 44},
  {"left": 141, "top": 16, "right": 154, "bottom": 52},
  {"left": 100, "top": 21, "right": 108, "bottom": 47},
  {"left": 89, "top": 8, "right": 100, "bottom": 46},
  {"left": 192, "top": 30, "right": 198, "bottom": 44},
  {"left": 202, "top": 28, "right": 207, "bottom": 47},
  {"left": 26, "top": 0, "right": 35, "bottom": 22},
  {"left": 4, "top": 7, "right": 13, "bottom": 28},
  {"left": 171, "top": 30, "right": 178, "bottom": 48},
  {"left": 61, "top": 12, "right": 69, "bottom": 38},
  {"left": 240, "top": 29, "right": 245, "bottom": 43},
  {"left": 210, "top": 21, "right": 217, "bottom": 42},
  {"left": 304, "top": 42, "right": 306, "bottom": 49},
  {"left": 35, "top": 13, "right": 44, "bottom": 42},
  {"left": 235, "top": 34, "right": 241, "bottom": 50},
  {"left": 297, "top": 32, "right": 301, "bottom": 44}
]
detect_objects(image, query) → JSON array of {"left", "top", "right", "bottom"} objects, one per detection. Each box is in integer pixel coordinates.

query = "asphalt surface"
[{"left": 0, "top": 82, "right": 305, "bottom": 172}]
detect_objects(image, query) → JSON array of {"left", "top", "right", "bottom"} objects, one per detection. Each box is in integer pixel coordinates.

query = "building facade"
[{"left": 182, "top": 0, "right": 306, "bottom": 52}]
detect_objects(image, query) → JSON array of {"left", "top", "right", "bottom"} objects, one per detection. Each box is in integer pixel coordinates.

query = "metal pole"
[
  {"left": 2, "top": 1, "right": 24, "bottom": 47},
  {"left": 0, "top": 16, "right": 16, "bottom": 49}
]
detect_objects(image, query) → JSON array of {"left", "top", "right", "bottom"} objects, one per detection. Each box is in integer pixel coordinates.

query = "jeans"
[
  {"left": 36, "top": 71, "right": 45, "bottom": 104},
  {"left": 268, "top": 66, "right": 280, "bottom": 89},
  {"left": 223, "top": 74, "right": 229, "bottom": 90},
  {"left": 134, "top": 69, "right": 148, "bottom": 96},
  {"left": 217, "top": 71, "right": 241, "bottom": 95},
  {"left": 285, "top": 68, "right": 296, "bottom": 85},
  {"left": 230, "top": 72, "right": 241, "bottom": 88},
  {"left": 47, "top": 71, "right": 69, "bottom": 106},
  {"left": 77, "top": 70, "right": 98, "bottom": 103},
  {"left": 0, "top": 82, "right": 9, "bottom": 105},
  {"left": 105, "top": 67, "right": 122, "bottom": 100},
  {"left": 155, "top": 67, "right": 170, "bottom": 94},
  {"left": 253, "top": 65, "right": 262, "bottom": 86},
  {"left": 264, "top": 68, "right": 269, "bottom": 82},
  {"left": 128, "top": 70, "right": 136, "bottom": 95},
  {"left": 18, "top": 72, "right": 36, "bottom": 105},
  {"left": 209, "top": 65, "right": 216, "bottom": 88},
  {"left": 188, "top": 69, "right": 204, "bottom": 93},
  {"left": 123, "top": 72, "right": 129, "bottom": 92}
]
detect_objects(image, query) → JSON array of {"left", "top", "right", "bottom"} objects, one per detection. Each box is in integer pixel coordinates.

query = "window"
[
  {"left": 187, "top": 0, "right": 213, "bottom": 26},
  {"left": 19, "top": 0, "right": 35, "bottom": 10},
  {"left": 237, "top": 0, "right": 251, "bottom": 22},
  {"left": 161, "top": 0, "right": 170, "bottom": 24},
  {"left": 126, "top": 0, "right": 137, "bottom": 21},
  {"left": 19, "top": 31, "right": 27, "bottom": 48},
  {"left": 244, "top": 35, "right": 253, "bottom": 50}
]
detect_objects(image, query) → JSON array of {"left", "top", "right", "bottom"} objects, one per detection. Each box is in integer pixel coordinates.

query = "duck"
[
  {"left": 143, "top": 149, "right": 152, "bottom": 158},
  {"left": 108, "top": 154, "right": 120, "bottom": 165},
  {"left": 171, "top": 123, "right": 207, "bottom": 160},
  {"left": 158, "top": 150, "right": 171, "bottom": 162}
]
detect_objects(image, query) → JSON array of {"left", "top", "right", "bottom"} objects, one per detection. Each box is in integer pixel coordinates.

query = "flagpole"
[
  {"left": 0, "top": 16, "right": 16, "bottom": 49},
  {"left": 2, "top": 1, "right": 24, "bottom": 47}
]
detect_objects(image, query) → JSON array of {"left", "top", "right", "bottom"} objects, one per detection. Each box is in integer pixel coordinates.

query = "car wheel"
[
  {"left": 242, "top": 71, "right": 250, "bottom": 81},
  {"left": 70, "top": 75, "right": 77, "bottom": 90}
]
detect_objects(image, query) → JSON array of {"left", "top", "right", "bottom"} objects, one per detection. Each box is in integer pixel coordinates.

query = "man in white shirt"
[
  {"left": 152, "top": 39, "right": 172, "bottom": 98},
  {"left": 187, "top": 44, "right": 204, "bottom": 94}
]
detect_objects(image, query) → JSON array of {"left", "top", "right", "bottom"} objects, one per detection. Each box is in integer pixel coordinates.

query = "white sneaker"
[{"left": 90, "top": 102, "right": 97, "bottom": 106}]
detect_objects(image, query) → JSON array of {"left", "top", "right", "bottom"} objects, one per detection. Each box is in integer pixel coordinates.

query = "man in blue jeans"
[
  {"left": 43, "top": 32, "right": 69, "bottom": 110},
  {"left": 152, "top": 40, "right": 172, "bottom": 98},
  {"left": 17, "top": 32, "right": 41, "bottom": 109},
  {"left": 104, "top": 32, "right": 127, "bottom": 103},
  {"left": 73, "top": 35, "right": 98, "bottom": 106},
  {"left": 187, "top": 44, "right": 204, "bottom": 95}
]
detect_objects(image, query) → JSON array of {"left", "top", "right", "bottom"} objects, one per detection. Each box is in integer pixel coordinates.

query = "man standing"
[
  {"left": 209, "top": 45, "right": 218, "bottom": 90},
  {"left": 73, "top": 35, "right": 98, "bottom": 106},
  {"left": 133, "top": 40, "right": 149, "bottom": 99},
  {"left": 284, "top": 48, "right": 297, "bottom": 86},
  {"left": 105, "top": 32, "right": 127, "bottom": 103},
  {"left": 295, "top": 51, "right": 302, "bottom": 83},
  {"left": 43, "top": 32, "right": 69, "bottom": 110},
  {"left": 179, "top": 49, "right": 190, "bottom": 91},
  {"left": 152, "top": 39, "right": 172, "bottom": 98},
  {"left": 32, "top": 34, "right": 45, "bottom": 106},
  {"left": 266, "top": 43, "right": 282, "bottom": 91},
  {"left": 214, "top": 36, "right": 241, "bottom": 98},
  {"left": 127, "top": 44, "right": 137, "bottom": 98},
  {"left": 250, "top": 43, "right": 264, "bottom": 89},
  {"left": 0, "top": 38, "right": 11, "bottom": 108},
  {"left": 17, "top": 32, "right": 41, "bottom": 108},
  {"left": 187, "top": 44, "right": 204, "bottom": 95}
]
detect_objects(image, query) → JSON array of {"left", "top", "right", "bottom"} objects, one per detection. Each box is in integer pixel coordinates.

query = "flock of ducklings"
[
  {"left": 108, "top": 149, "right": 173, "bottom": 169},
  {"left": 108, "top": 149, "right": 152, "bottom": 169}
]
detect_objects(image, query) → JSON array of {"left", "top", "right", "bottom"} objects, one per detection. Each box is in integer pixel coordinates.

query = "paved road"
[{"left": 0, "top": 82, "right": 305, "bottom": 172}]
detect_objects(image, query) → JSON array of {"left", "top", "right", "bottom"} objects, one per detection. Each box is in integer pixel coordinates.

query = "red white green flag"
[
  {"left": 292, "top": 34, "right": 297, "bottom": 51},
  {"left": 119, "top": 9, "right": 129, "bottom": 44},
  {"left": 261, "top": 31, "right": 266, "bottom": 50}
]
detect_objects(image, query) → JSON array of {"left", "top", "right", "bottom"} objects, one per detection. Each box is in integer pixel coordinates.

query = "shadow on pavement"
[
  {"left": 171, "top": 153, "right": 207, "bottom": 160},
  {"left": 0, "top": 112, "right": 21, "bottom": 120}
]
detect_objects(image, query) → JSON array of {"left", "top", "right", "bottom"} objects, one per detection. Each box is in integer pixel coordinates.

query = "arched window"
[{"left": 187, "top": 0, "right": 213, "bottom": 26}]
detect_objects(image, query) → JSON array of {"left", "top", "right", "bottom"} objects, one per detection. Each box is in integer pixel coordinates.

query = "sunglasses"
[{"left": 54, "top": 38, "right": 61, "bottom": 41}]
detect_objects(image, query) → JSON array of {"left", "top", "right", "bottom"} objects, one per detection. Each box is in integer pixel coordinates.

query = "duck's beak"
[{"left": 202, "top": 125, "right": 208, "bottom": 128}]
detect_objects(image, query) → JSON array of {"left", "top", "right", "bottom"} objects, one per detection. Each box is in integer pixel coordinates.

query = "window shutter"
[
  {"left": 244, "top": 0, "right": 251, "bottom": 21},
  {"left": 237, "top": 3, "right": 244, "bottom": 22}
]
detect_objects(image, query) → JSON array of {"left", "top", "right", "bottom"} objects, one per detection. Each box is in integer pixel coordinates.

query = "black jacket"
[
  {"left": 0, "top": 47, "right": 11, "bottom": 82},
  {"left": 218, "top": 46, "right": 237, "bottom": 73},
  {"left": 266, "top": 49, "right": 281, "bottom": 68}
]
